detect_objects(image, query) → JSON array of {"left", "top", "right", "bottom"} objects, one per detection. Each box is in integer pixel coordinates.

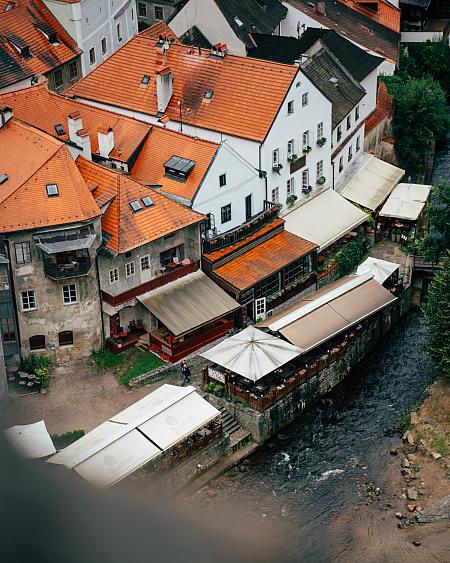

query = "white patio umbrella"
[
  {"left": 356, "top": 256, "right": 400, "bottom": 285},
  {"left": 201, "top": 325, "right": 303, "bottom": 382}
]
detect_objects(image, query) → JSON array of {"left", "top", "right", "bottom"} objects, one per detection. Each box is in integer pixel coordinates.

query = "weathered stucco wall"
[{"left": 216, "top": 288, "right": 412, "bottom": 443}]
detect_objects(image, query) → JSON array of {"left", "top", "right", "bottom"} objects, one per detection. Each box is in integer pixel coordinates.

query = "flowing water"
[{"left": 208, "top": 312, "right": 441, "bottom": 561}]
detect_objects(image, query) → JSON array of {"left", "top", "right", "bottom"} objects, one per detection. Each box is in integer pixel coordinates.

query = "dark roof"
[
  {"left": 249, "top": 29, "right": 382, "bottom": 80},
  {"left": 301, "top": 48, "right": 366, "bottom": 128},
  {"left": 285, "top": 0, "right": 400, "bottom": 62},
  {"left": 213, "top": 0, "right": 287, "bottom": 48},
  {"left": 399, "top": 0, "right": 430, "bottom": 6},
  {"left": 179, "top": 25, "right": 212, "bottom": 49}
]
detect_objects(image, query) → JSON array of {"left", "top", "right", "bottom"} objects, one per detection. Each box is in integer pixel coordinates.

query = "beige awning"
[
  {"left": 137, "top": 270, "right": 240, "bottom": 336},
  {"left": 339, "top": 154, "right": 404, "bottom": 211},
  {"left": 379, "top": 183, "right": 431, "bottom": 221},
  {"left": 265, "top": 275, "right": 396, "bottom": 352},
  {"left": 283, "top": 188, "right": 368, "bottom": 250}
]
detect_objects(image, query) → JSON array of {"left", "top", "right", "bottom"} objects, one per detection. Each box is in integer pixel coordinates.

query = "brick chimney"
[
  {"left": 155, "top": 65, "right": 173, "bottom": 114},
  {"left": 98, "top": 125, "right": 114, "bottom": 157},
  {"left": 0, "top": 106, "right": 13, "bottom": 128},
  {"left": 316, "top": 2, "right": 326, "bottom": 15}
]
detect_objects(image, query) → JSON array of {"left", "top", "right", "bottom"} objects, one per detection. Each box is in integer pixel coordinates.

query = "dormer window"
[
  {"left": 141, "top": 75, "right": 150, "bottom": 85},
  {"left": 46, "top": 184, "right": 59, "bottom": 197},
  {"left": 7, "top": 35, "right": 31, "bottom": 59},
  {"left": 130, "top": 200, "right": 142, "bottom": 212},
  {"left": 204, "top": 90, "right": 213, "bottom": 100},
  {"left": 141, "top": 196, "right": 154, "bottom": 207},
  {"left": 164, "top": 156, "right": 195, "bottom": 181},
  {"left": 54, "top": 123, "right": 65, "bottom": 136},
  {"left": 36, "top": 22, "right": 59, "bottom": 45}
]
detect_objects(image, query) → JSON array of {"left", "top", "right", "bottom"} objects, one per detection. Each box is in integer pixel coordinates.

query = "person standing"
[{"left": 180, "top": 360, "right": 191, "bottom": 386}]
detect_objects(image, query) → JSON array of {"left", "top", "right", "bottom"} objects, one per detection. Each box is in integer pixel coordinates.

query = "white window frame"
[
  {"left": 287, "top": 100, "right": 294, "bottom": 115},
  {"left": 62, "top": 284, "right": 77, "bottom": 305},
  {"left": 255, "top": 297, "right": 266, "bottom": 318},
  {"left": 356, "top": 135, "right": 361, "bottom": 152},
  {"left": 109, "top": 268, "right": 119, "bottom": 284},
  {"left": 348, "top": 145, "right": 353, "bottom": 162},
  {"left": 316, "top": 160, "right": 323, "bottom": 180},
  {"left": 302, "top": 130, "right": 309, "bottom": 148},
  {"left": 219, "top": 173, "right": 227, "bottom": 187},
  {"left": 337, "top": 125, "right": 342, "bottom": 142},
  {"left": 302, "top": 92, "right": 309, "bottom": 107},
  {"left": 346, "top": 115, "right": 351, "bottom": 130},
  {"left": 138, "top": 2, "right": 147, "bottom": 17},
  {"left": 271, "top": 186, "right": 279, "bottom": 203},
  {"left": 140, "top": 255, "right": 150, "bottom": 271},
  {"left": 317, "top": 122, "right": 323, "bottom": 139},
  {"left": 126, "top": 262, "right": 135, "bottom": 278},
  {"left": 101, "top": 37, "right": 107, "bottom": 55},
  {"left": 287, "top": 177, "right": 295, "bottom": 196},
  {"left": 302, "top": 168, "right": 309, "bottom": 188},
  {"left": 89, "top": 47, "right": 96, "bottom": 65},
  {"left": 355, "top": 105, "right": 360, "bottom": 121},
  {"left": 154, "top": 5, "right": 164, "bottom": 20},
  {"left": 117, "top": 23, "right": 122, "bottom": 41},
  {"left": 14, "top": 241, "right": 31, "bottom": 264},
  {"left": 272, "top": 148, "right": 280, "bottom": 166},
  {"left": 21, "top": 290, "right": 36, "bottom": 311},
  {"left": 287, "top": 139, "right": 294, "bottom": 158}
]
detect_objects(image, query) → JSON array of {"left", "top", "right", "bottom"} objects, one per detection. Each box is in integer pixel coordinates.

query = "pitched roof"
[
  {"left": 249, "top": 29, "right": 382, "bottom": 81},
  {"left": 213, "top": 230, "right": 317, "bottom": 291},
  {"left": 76, "top": 157, "right": 204, "bottom": 254},
  {"left": 67, "top": 35, "right": 298, "bottom": 142},
  {"left": 0, "top": 118, "right": 100, "bottom": 233},
  {"left": 0, "top": 83, "right": 151, "bottom": 163},
  {"left": 130, "top": 126, "right": 219, "bottom": 203},
  {"left": 336, "top": 0, "right": 400, "bottom": 33},
  {"left": 301, "top": 47, "right": 366, "bottom": 128},
  {"left": 179, "top": 25, "right": 212, "bottom": 49},
  {"left": 139, "top": 21, "right": 178, "bottom": 42},
  {"left": 211, "top": 0, "right": 287, "bottom": 48},
  {"left": 0, "top": 0, "right": 81, "bottom": 90},
  {"left": 285, "top": 0, "right": 400, "bottom": 62}
]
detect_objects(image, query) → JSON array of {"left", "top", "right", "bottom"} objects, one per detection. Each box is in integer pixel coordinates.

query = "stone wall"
[{"left": 215, "top": 288, "right": 412, "bottom": 443}]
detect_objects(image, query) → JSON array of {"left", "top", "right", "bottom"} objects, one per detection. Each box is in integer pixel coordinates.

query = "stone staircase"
[{"left": 218, "top": 406, "right": 253, "bottom": 452}]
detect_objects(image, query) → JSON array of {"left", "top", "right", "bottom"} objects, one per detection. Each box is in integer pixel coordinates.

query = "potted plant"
[
  {"left": 316, "top": 137, "right": 327, "bottom": 147},
  {"left": 272, "top": 163, "right": 283, "bottom": 173},
  {"left": 303, "top": 145, "right": 312, "bottom": 154},
  {"left": 317, "top": 176, "right": 326, "bottom": 186},
  {"left": 287, "top": 153, "right": 298, "bottom": 162},
  {"left": 286, "top": 194, "right": 298, "bottom": 207}
]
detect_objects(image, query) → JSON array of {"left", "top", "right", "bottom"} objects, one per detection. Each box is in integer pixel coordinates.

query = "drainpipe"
[
  {"left": 94, "top": 252, "right": 106, "bottom": 349},
  {"left": 332, "top": 160, "right": 335, "bottom": 190},
  {"left": 3, "top": 239, "right": 23, "bottom": 367},
  {"left": 259, "top": 143, "right": 268, "bottom": 202}
]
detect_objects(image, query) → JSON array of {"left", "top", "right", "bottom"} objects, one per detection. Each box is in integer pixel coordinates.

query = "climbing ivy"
[{"left": 333, "top": 235, "right": 366, "bottom": 277}]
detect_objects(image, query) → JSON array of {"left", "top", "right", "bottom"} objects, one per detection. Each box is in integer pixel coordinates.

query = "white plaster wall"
[
  {"left": 0, "top": 77, "right": 34, "bottom": 94},
  {"left": 360, "top": 70, "right": 378, "bottom": 121},
  {"left": 332, "top": 125, "right": 364, "bottom": 186},
  {"left": 169, "top": 0, "right": 247, "bottom": 56},
  {"left": 192, "top": 142, "right": 265, "bottom": 233}
]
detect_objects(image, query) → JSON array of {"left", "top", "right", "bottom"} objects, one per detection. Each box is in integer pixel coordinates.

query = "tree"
[
  {"left": 423, "top": 258, "right": 450, "bottom": 378},
  {"left": 409, "top": 40, "right": 450, "bottom": 101},
  {"left": 417, "top": 182, "right": 450, "bottom": 263}
]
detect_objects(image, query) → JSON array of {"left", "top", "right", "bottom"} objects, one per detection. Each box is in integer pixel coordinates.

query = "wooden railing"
[{"left": 411, "top": 255, "right": 442, "bottom": 272}]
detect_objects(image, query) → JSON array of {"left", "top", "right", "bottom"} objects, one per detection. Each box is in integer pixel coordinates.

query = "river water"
[{"left": 205, "top": 312, "right": 439, "bottom": 562}]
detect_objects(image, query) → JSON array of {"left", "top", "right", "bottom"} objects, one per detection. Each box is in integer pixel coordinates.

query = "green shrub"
[
  {"left": 52, "top": 430, "right": 85, "bottom": 450},
  {"left": 335, "top": 235, "right": 366, "bottom": 277},
  {"left": 399, "top": 412, "right": 412, "bottom": 433},
  {"left": 34, "top": 366, "right": 50, "bottom": 388}
]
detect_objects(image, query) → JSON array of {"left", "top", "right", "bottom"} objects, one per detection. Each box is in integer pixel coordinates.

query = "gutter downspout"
[
  {"left": 94, "top": 253, "right": 106, "bottom": 349},
  {"left": 259, "top": 143, "right": 268, "bottom": 202}
]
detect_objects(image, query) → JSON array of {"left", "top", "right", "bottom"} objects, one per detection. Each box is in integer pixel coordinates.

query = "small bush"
[
  {"left": 52, "top": 430, "right": 85, "bottom": 450},
  {"left": 399, "top": 412, "right": 412, "bottom": 433}
]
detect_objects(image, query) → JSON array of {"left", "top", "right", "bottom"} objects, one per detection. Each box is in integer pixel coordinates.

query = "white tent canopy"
[
  {"left": 338, "top": 153, "right": 405, "bottom": 211},
  {"left": 4, "top": 420, "right": 56, "bottom": 459},
  {"left": 379, "top": 183, "right": 431, "bottom": 221},
  {"left": 283, "top": 188, "right": 368, "bottom": 250},
  {"left": 356, "top": 256, "right": 400, "bottom": 284},
  {"left": 200, "top": 325, "right": 303, "bottom": 382},
  {"left": 47, "top": 385, "right": 220, "bottom": 487}
]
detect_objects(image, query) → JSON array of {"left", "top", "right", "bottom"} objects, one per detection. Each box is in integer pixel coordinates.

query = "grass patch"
[
  {"left": 399, "top": 411, "right": 413, "bottom": 433},
  {"left": 90, "top": 348, "right": 127, "bottom": 370},
  {"left": 119, "top": 352, "right": 164, "bottom": 387},
  {"left": 432, "top": 432, "right": 450, "bottom": 457},
  {"left": 52, "top": 430, "right": 84, "bottom": 449}
]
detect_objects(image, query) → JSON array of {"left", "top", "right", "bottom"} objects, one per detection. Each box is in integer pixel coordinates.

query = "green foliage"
[
  {"left": 334, "top": 235, "right": 366, "bottom": 277},
  {"left": 22, "top": 355, "right": 52, "bottom": 388},
  {"left": 204, "top": 382, "right": 224, "bottom": 395},
  {"left": 34, "top": 366, "right": 50, "bottom": 388},
  {"left": 422, "top": 258, "right": 450, "bottom": 378},
  {"left": 119, "top": 352, "right": 163, "bottom": 387},
  {"left": 416, "top": 182, "right": 450, "bottom": 263},
  {"left": 399, "top": 411, "right": 412, "bottom": 433},
  {"left": 90, "top": 348, "right": 126, "bottom": 370},
  {"left": 51, "top": 430, "right": 85, "bottom": 450},
  {"left": 407, "top": 40, "right": 450, "bottom": 101}
]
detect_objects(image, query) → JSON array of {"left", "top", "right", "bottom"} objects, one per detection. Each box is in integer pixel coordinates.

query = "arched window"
[
  {"left": 29, "top": 335, "right": 45, "bottom": 350},
  {"left": 58, "top": 330, "right": 73, "bottom": 347}
]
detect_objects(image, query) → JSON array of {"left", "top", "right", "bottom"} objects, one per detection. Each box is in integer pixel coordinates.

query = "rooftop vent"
[
  {"left": 141, "top": 75, "right": 150, "bottom": 85},
  {"left": 164, "top": 156, "right": 196, "bottom": 181},
  {"left": 204, "top": 90, "right": 213, "bottom": 100},
  {"left": 0, "top": 173, "right": 9, "bottom": 185},
  {"left": 54, "top": 123, "right": 65, "bottom": 136},
  {"left": 209, "top": 43, "right": 227, "bottom": 60},
  {"left": 35, "top": 22, "right": 59, "bottom": 45},
  {"left": 130, "top": 200, "right": 142, "bottom": 212},
  {"left": 46, "top": 183, "right": 59, "bottom": 197},
  {"left": 141, "top": 196, "right": 154, "bottom": 207},
  {"left": 329, "top": 77, "right": 339, "bottom": 87},
  {"left": 234, "top": 16, "right": 244, "bottom": 27}
]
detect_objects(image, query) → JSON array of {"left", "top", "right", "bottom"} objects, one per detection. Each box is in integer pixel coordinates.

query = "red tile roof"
[
  {"left": 213, "top": 231, "right": 317, "bottom": 291},
  {"left": 0, "top": 118, "right": 100, "bottom": 233},
  {"left": 76, "top": 157, "right": 204, "bottom": 254},
  {"left": 67, "top": 35, "right": 297, "bottom": 142},
  {"left": 365, "top": 81, "right": 392, "bottom": 134},
  {"left": 139, "top": 21, "right": 178, "bottom": 42},
  {"left": 130, "top": 126, "right": 219, "bottom": 203},
  {"left": 0, "top": 0, "right": 81, "bottom": 89},
  {"left": 337, "top": 0, "right": 400, "bottom": 33},
  {"left": 0, "top": 83, "right": 152, "bottom": 163}
]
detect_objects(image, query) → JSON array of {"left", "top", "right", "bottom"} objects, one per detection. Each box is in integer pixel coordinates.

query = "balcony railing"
[
  {"left": 43, "top": 256, "right": 92, "bottom": 280},
  {"left": 203, "top": 202, "right": 279, "bottom": 254}
]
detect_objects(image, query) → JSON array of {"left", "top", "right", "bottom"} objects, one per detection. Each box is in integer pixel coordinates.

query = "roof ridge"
[
  {"left": 152, "top": 123, "right": 219, "bottom": 147},
  {"left": 317, "top": 42, "right": 366, "bottom": 92}
]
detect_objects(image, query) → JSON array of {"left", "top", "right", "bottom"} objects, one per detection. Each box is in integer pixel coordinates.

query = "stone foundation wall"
[{"left": 215, "top": 288, "right": 412, "bottom": 443}]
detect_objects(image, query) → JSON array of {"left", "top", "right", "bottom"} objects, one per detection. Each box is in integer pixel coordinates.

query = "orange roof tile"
[
  {"left": 130, "top": 126, "right": 219, "bottom": 203},
  {"left": 67, "top": 36, "right": 297, "bottom": 142},
  {"left": 0, "top": 118, "right": 100, "bottom": 233},
  {"left": 0, "top": 83, "right": 152, "bottom": 162},
  {"left": 75, "top": 157, "right": 204, "bottom": 254},
  {"left": 365, "top": 82, "right": 392, "bottom": 134},
  {"left": 337, "top": 0, "right": 400, "bottom": 33},
  {"left": 0, "top": 0, "right": 81, "bottom": 89},
  {"left": 139, "top": 21, "right": 178, "bottom": 42},
  {"left": 214, "top": 231, "right": 317, "bottom": 291}
]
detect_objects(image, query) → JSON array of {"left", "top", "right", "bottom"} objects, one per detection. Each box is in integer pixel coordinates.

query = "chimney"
[
  {"left": 68, "top": 111, "right": 83, "bottom": 143},
  {"left": 209, "top": 43, "right": 228, "bottom": 59},
  {"left": 76, "top": 128, "right": 92, "bottom": 159},
  {"left": 155, "top": 65, "right": 173, "bottom": 114},
  {"left": 316, "top": 2, "right": 326, "bottom": 15},
  {"left": 0, "top": 106, "right": 13, "bottom": 128},
  {"left": 98, "top": 125, "right": 115, "bottom": 158}
]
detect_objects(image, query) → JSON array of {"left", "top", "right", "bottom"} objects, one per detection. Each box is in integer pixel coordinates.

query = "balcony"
[
  {"left": 202, "top": 202, "right": 279, "bottom": 254},
  {"left": 43, "top": 254, "right": 92, "bottom": 280}
]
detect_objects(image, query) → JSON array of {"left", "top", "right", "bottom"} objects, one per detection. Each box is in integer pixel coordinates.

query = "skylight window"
[
  {"left": 46, "top": 184, "right": 59, "bottom": 197},
  {"left": 164, "top": 156, "right": 196, "bottom": 181},
  {"left": 204, "top": 90, "right": 213, "bottom": 100},
  {"left": 141, "top": 196, "right": 154, "bottom": 207},
  {"left": 0, "top": 174, "right": 9, "bottom": 185},
  {"left": 4, "top": 2, "right": 14, "bottom": 12},
  {"left": 130, "top": 200, "right": 142, "bottom": 212},
  {"left": 54, "top": 123, "right": 65, "bottom": 136},
  {"left": 141, "top": 75, "right": 150, "bottom": 85},
  {"left": 234, "top": 16, "right": 244, "bottom": 27},
  {"left": 7, "top": 35, "right": 31, "bottom": 59}
]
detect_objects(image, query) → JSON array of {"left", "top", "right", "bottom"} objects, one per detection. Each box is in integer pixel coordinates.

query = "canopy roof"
[
  {"left": 379, "top": 183, "right": 431, "bottom": 221},
  {"left": 201, "top": 325, "right": 303, "bottom": 382},
  {"left": 356, "top": 256, "right": 400, "bottom": 284},
  {"left": 259, "top": 275, "right": 396, "bottom": 352},
  {"left": 339, "top": 154, "right": 404, "bottom": 211},
  {"left": 47, "top": 385, "right": 220, "bottom": 487},
  {"left": 283, "top": 188, "right": 368, "bottom": 250},
  {"left": 4, "top": 420, "right": 56, "bottom": 459},
  {"left": 137, "top": 270, "right": 240, "bottom": 337}
]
